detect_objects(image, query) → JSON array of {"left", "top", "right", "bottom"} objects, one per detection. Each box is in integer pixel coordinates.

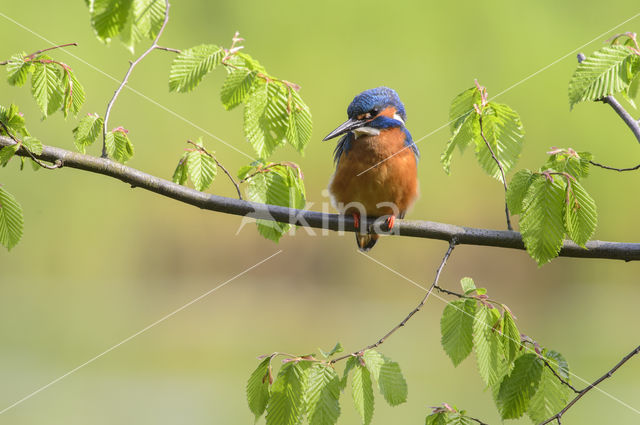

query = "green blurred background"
[{"left": 1, "top": 1, "right": 639, "bottom": 424}]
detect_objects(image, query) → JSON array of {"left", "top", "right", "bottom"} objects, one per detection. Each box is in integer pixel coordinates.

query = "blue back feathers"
[{"left": 334, "top": 87, "right": 419, "bottom": 163}]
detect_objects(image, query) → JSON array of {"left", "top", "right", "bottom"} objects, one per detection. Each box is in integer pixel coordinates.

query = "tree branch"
[
  {"left": 101, "top": 0, "right": 171, "bottom": 158},
  {"left": 589, "top": 160, "right": 640, "bottom": 172},
  {"left": 539, "top": 344, "right": 640, "bottom": 425},
  {"left": 3, "top": 136, "right": 640, "bottom": 261},
  {"left": 330, "top": 240, "right": 456, "bottom": 364}
]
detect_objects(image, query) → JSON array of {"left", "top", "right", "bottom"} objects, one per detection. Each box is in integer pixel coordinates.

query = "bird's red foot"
[
  {"left": 352, "top": 213, "right": 360, "bottom": 231},
  {"left": 384, "top": 215, "right": 396, "bottom": 232}
]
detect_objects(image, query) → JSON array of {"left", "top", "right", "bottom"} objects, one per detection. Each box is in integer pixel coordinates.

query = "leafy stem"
[
  {"left": 0, "top": 42, "right": 78, "bottom": 66},
  {"left": 101, "top": 0, "right": 172, "bottom": 158},
  {"left": 186, "top": 140, "right": 242, "bottom": 199}
]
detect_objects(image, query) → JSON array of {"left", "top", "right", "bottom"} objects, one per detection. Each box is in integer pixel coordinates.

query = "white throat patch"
[{"left": 353, "top": 127, "right": 381, "bottom": 138}]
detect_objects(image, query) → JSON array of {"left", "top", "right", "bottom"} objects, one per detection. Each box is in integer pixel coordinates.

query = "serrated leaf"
[
  {"left": 362, "top": 350, "right": 407, "bottom": 406},
  {"left": 449, "top": 87, "right": 482, "bottom": 132},
  {"left": 73, "top": 114, "right": 103, "bottom": 153},
  {"left": 0, "top": 186, "right": 24, "bottom": 250},
  {"left": 62, "top": 70, "right": 85, "bottom": 118},
  {"left": 221, "top": 69, "right": 258, "bottom": 110},
  {"left": 473, "top": 305, "right": 502, "bottom": 387},
  {"left": 265, "top": 361, "right": 311, "bottom": 425},
  {"left": 506, "top": 169, "right": 535, "bottom": 215},
  {"left": 306, "top": 364, "right": 341, "bottom": 425},
  {"left": 441, "top": 299, "right": 476, "bottom": 367},
  {"left": 168, "top": 44, "right": 224, "bottom": 93},
  {"left": 425, "top": 412, "right": 450, "bottom": 425},
  {"left": 105, "top": 128, "right": 134, "bottom": 163},
  {"left": 0, "top": 144, "right": 18, "bottom": 166},
  {"left": 0, "top": 104, "right": 28, "bottom": 137},
  {"left": 31, "top": 59, "right": 64, "bottom": 118},
  {"left": 172, "top": 153, "right": 188, "bottom": 185},
  {"left": 527, "top": 351, "right": 572, "bottom": 423},
  {"left": 286, "top": 89, "right": 312, "bottom": 154},
  {"left": 564, "top": 180, "right": 597, "bottom": 247},
  {"left": 460, "top": 277, "right": 476, "bottom": 294},
  {"left": 22, "top": 136, "right": 42, "bottom": 155},
  {"left": 441, "top": 113, "right": 479, "bottom": 174},
  {"left": 245, "top": 164, "right": 305, "bottom": 242},
  {"left": 351, "top": 363, "right": 374, "bottom": 425},
  {"left": 186, "top": 149, "right": 217, "bottom": 191},
  {"left": 120, "top": 0, "right": 166, "bottom": 52},
  {"left": 497, "top": 353, "right": 543, "bottom": 419},
  {"left": 247, "top": 357, "right": 272, "bottom": 421},
  {"left": 320, "top": 342, "right": 344, "bottom": 358},
  {"left": 569, "top": 45, "right": 636, "bottom": 108},
  {"left": 475, "top": 102, "right": 524, "bottom": 181},
  {"left": 244, "top": 81, "right": 289, "bottom": 158},
  {"left": 6, "top": 53, "right": 31, "bottom": 87},
  {"left": 89, "top": 0, "right": 133, "bottom": 42},
  {"left": 520, "top": 176, "right": 566, "bottom": 265},
  {"left": 501, "top": 310, "right": 520, "bottom": 363}
]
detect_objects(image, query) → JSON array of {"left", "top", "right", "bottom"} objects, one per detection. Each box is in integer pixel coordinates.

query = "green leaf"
[
  {"left": 527, "top": 351, "right": 572, "bottom": 424},
  {"left": 62, "top": 70, "right": 85, "bottom": 118},
  {"left": 172, "top": 153, "right": 188, "bottom": 185},
  {"left": 186, "top": 148, "right": 217, "bottom": 191},
  {"left": 320, "top": 342, "right": 344, "bottom": 358},
  {"left": 89, "top": 0, "right": 133, "bottom": 42},
  {"left": 244, "top": 81, "right": 289, "bottom": 158},
  {"left": 105, "top": 127, "right": 134, "bottom": 163},
  {"left": 22, "top": 136, "right": 43, "bottom": 155},
  {"left": 441, "top": 299, "right": 476, "bottom": 367},
  {"left": 475, "top": 102, "right": 525, "bottom": 181},
  {"left": 6, "top": 53, "right": 31, "bottom": 87},
  {"left": 564, "top": 180, "right": 597, "bottom": 247},
  {"left": 73, "top": 113, "right": 103, "bottom": 153},
  {"left": 0, "top": 104, "right": 29, "bottom": 137},
  {"left": 425, "top": 412, "right": 450, "bottom": 425},
  {"left": 501, "top": 310, "right": 520, "bottom": 363},
  {"left": 441, "top": 113, "right": 479, "bottom": 174},
  {"left": 247, "top": 357, "right": 272, "bottom": 422},
  {"left": 351, "top": 363, "right": 374, "bottom": 425},
  {"left": 569, "top": 45, "right": 636, "bottom": 108},
  {"left": 221, "top": 68, "right": 258, "bottom": 110},
  {"left": 472, "top": 305, "right": 502, "bottom": 387},
  {"left": 449, "top": 87, "right": 482, "bottom": 132},
  {"left": 286, "top": 89, "right": 313, "bottom": 154},
  {"left": 0, "top": 186, "right": 24, "bottom": 251},
  {"left": 31, "top": 59, "right": 64, "bottom": 118},
  {"left": 169, "top": 44, "right": 224, "bottom": 93},
  {"left": 362, "top": 350, "right": 407, "bottom": 406},
  {"left": 459, "top": 277, "right": 476, "bottom": 294},
  {"left": 245, "top": 164, "right": 306, "bottom": 242},
  {"left": 0, "top": 143, "right": 18, "bottom": 167},
  {"left": 265, "top": 361, "right": 311, "bottom": 425},
  {"left": 506, "top": 169, "right": 535, "bottom": 215},
  {"left": 120, "top": 0, "right": 166, "bottom": 52},
  {"left": 544, "top": 150, "right": 592, "bottom": 179},
  {"left": 519, "top": 176, "right": 566, "bottom": 265},
  {"left": 497, "top": 353, "right": 543, "bottom": 419},
  {"left": 306, "top": 364, "right": 341, "bottom": 425}
]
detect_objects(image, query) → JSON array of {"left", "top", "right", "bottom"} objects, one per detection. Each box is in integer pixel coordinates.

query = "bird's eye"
[{"left": 370, "top": 107, "right": 379, "bottom": 115}]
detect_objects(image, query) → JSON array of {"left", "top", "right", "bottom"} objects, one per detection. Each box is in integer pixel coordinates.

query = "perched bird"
[{"left": 324, "top": 87, "right": 419, "bottom": 251}]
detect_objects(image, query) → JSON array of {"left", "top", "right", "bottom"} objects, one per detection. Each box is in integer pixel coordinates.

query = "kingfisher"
[{"left": 324, "top": 87, "right": 419, "bottom": 251}]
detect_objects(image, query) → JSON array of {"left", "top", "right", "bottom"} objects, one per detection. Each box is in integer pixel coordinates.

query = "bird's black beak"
[{"left": 322, "top": 118, "right": 367, "bottom": 141}]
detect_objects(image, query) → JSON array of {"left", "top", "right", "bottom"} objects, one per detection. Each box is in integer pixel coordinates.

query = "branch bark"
[{"left": 3, "top": 136, "right": 640, "bottom": 261}]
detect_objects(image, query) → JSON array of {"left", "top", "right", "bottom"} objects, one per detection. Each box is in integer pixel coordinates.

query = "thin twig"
[
  {"left": 539, "top": 344, "right": 640, "bottom": 425},
  {"left": 186, "top": 140, "right": 243, "bottom": 200},
  {"left": 101, "top": 0, "right": 171, "bottom": 158},
  {"left": 539, "top": 356, "right": 580, "bottom": 394},
  {"left": 589, "top": 160, "right": 640, "bottom": 172},
  {"left": 155, "top": 46, "right": 181, "bottom": 53},
  {"left": 330, "top": 240, "right": 457, "bottom": 364},
  {"left": 3, "top": 136, "right": 640, "bottom": 261},
  {"left": 0, "top": 42, "right": 78, "bottom": 65},
  {"left": 0, "top": 121, "right": 61, "bottom": 169},
  {"left": 478, "top": 115, "right": 513, "bottom": 231},
  {"left": 466, "top": 416, "right": 489, "bottom": 425}
]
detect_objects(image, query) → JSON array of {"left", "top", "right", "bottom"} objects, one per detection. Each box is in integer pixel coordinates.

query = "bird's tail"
[{"left": 356, "top": 233, "right": 379, "bottom": 251}]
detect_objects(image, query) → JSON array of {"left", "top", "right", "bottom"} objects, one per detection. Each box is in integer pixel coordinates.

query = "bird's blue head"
[{"left": 323, "top": 87, "right": 407, "bottom": 141}]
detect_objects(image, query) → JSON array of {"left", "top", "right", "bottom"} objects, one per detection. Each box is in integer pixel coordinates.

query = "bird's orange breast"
[{"left": 329, "top": 128, "right": 418, "bottom": 217}]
